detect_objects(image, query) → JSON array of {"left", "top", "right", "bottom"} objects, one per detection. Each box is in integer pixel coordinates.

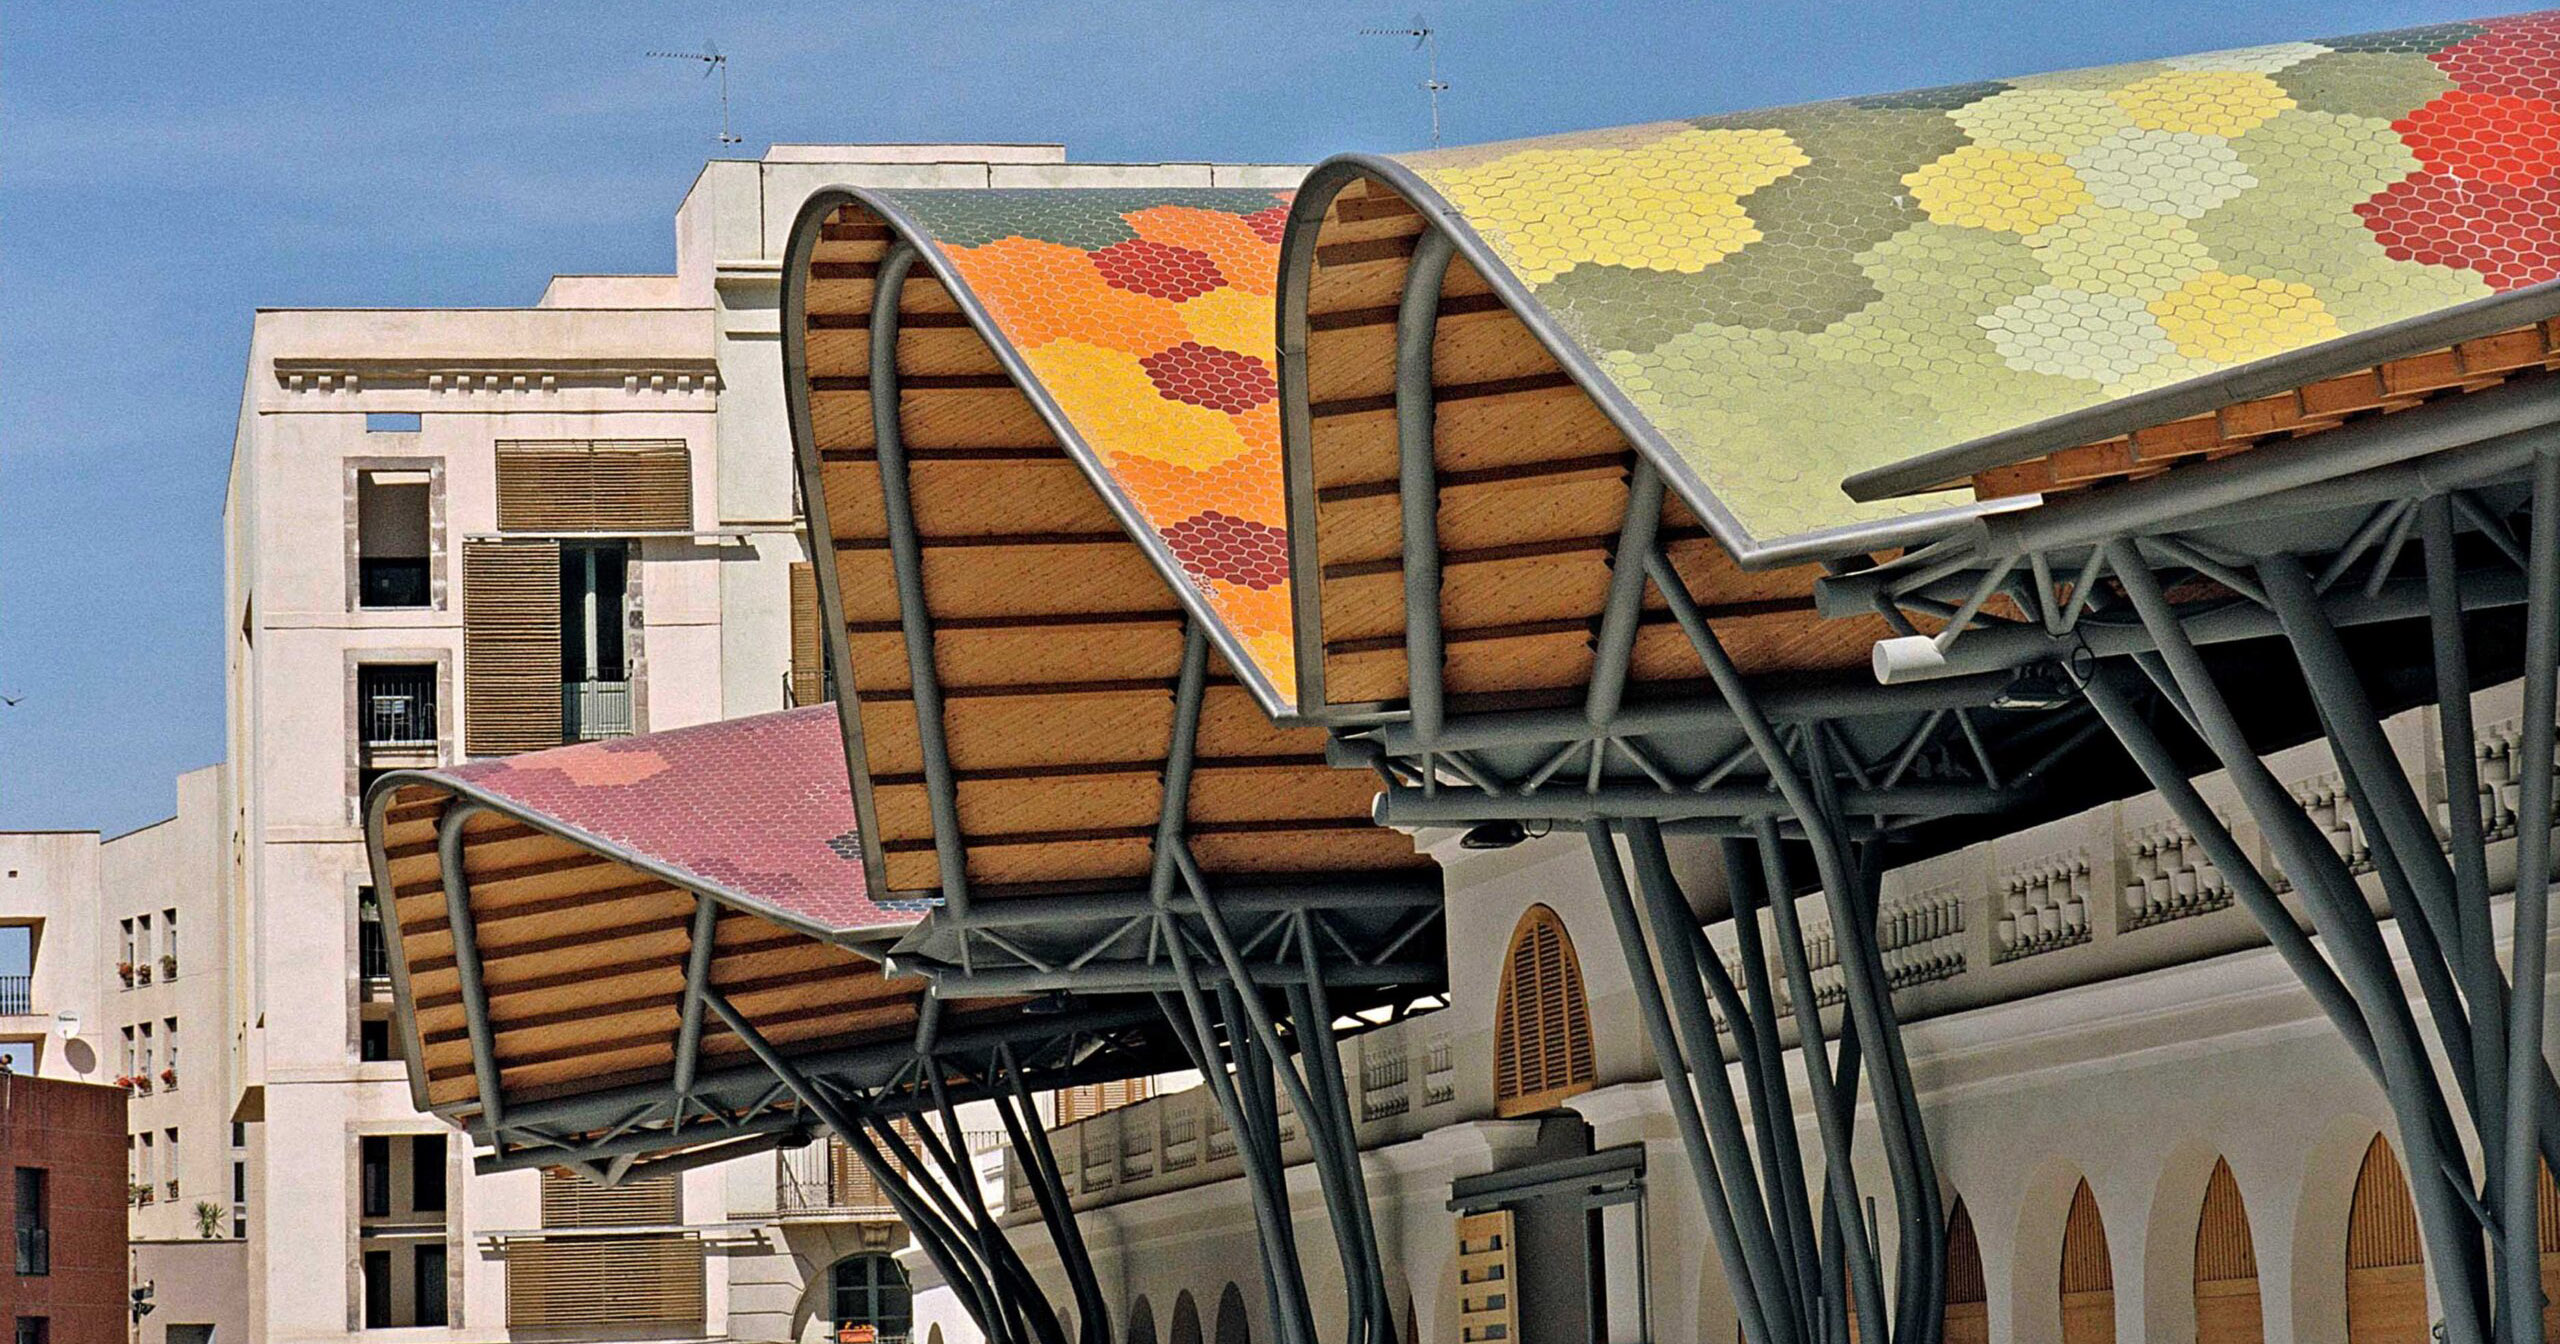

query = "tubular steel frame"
[{"left": 773, "top": 190, "right": 1442, "bottom": 1344}]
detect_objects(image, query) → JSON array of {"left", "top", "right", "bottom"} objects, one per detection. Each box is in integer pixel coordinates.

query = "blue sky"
[{"left": 0, "top": 0, "right": 2486, "bottom": 834}]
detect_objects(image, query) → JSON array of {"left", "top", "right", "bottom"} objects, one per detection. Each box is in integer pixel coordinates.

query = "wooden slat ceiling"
[
  {"left": 798, "top": 201, "right": 1431, "bottom": 903},
  {"left": 1294, "top": 177, "right": 1896, "bottom": 719},
  {"left": 376, "top": 781, "right": 993, "bottom": 1122}
]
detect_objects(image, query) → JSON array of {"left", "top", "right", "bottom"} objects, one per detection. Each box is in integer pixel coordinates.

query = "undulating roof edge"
[
  {"left": 1289, "top": 11, "right": 2560, "bottom": 560},
  {"left": 808, "top": 183, "right": 1309, "bottom": 722}
]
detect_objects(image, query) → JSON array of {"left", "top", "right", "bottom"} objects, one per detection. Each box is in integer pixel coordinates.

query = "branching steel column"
[
  {"left": 1395, "top": 228, "right": 1457, "bottom": 763},
  {"left": 994, "top": 1049, "right": 1111, "bottom": 1344},
  {"left": 671, "top": 893, "right": 720, "bottom": 1104},
  {"left": 436, "top": 802, "right": 506, "bottom": 1133},
  {"left": 2500, "top": 450, "right": 2560, "bottom": 1343},
  {"left": 868, "top": 240, "right": 973, "bottom": 920}
]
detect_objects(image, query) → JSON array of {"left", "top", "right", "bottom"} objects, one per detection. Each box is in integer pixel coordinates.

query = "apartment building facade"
[
  {"left": 220, "top": 144, "right": 1299, "bottom": 1344},
  {"left": 0, "top": 1073, "right": 129, "bottom": 1344}
]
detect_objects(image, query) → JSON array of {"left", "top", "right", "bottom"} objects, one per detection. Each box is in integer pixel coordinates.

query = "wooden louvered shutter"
[
  {"left": 790, "top": 561, "right": 827, "bottom": 706},
  {"left": 2194, "top": 1159, "right": 2262, "bottom": 1344},
  {"left": 1492, "top": 905, "right": 1596, "bottom": 1117},
  {"left": 463, "top": 539, "right": 561, "bottom": 755},
  {"left": 2347, "top": 1136, "right": 2426, "bottom": 1344},
  {"left": 496, "top": 440, "right": 691, "bottom": 532},
  {"left": 1056, "top": 1077, "right": 1153, "bottom": 1126},
  {"left": 1945, "top": 1196, "right": 1989, "bottom": 1344},
  {"left": 1456, "top": 1210, "right": 1516, "bottom": 1343},
  {"left": 509, "top": 1172, "right": 701, "bottom": 1328},
  {"left": 2060, "top": 1179, "right": 2115, "bottom": 1344}
]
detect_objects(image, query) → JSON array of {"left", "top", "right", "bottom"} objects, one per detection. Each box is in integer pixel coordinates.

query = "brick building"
[{"left": 0, "top": 1074, "right": 127, "bottom": 1343}]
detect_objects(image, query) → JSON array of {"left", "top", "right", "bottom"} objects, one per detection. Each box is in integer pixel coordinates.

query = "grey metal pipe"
[
  {"left": 2109, "top": 541, "right": 2491, "bottom": 1342},
  {"left": 671, "top": 893, "right": 720, "bottom": 1098},
  {"left": 1377, "top": 782, "right": 2014, "bottom": 826},
  {"left": 1589, "top": 461, "right": 1669, "bottom": 728},
  {"left": 945, "top": 883, "right": 1439, "bottom": 929},
  {"left": 1368, "top": 673, "right": 2017, "bottom": 755},
  {"left": 2498, "top": 449, "right": 2560, "bottom": 1344},
  {"left": 1721, "top": 837, "right": 1826, "bottom": 1331},
  {"left": 867, "top": 242, "right": 974, "bottom": 918},
  {"left": 1292, "top": 924, "right": 1399, "bottom": 1344},
  {"left": 993, "top": 1054, "right": 1111, "bottom": 1344},
  {"left": 437, "top": 803, "right": 507, "bottom": 1131},
  {"left": 1585, "top": 823, "right": 1787, "bottom": 1344},
  {"left": 1397, "top": 228, "right": 1459, "bottom": 751}
]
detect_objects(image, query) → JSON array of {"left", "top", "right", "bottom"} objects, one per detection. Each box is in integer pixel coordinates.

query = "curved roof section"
[
  {"left": 430, "top": 705, "right": 921, "bottom": 938},
  {"left": 870, "top": 187, "right": 1301, "bottom": 709},
  {"left": 1362, "top": 11, "right": 2560, "bottom": 549}
]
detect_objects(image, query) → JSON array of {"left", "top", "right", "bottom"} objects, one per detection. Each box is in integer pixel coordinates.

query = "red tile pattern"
[
  {"left": 2361, "top": 12, "right": 2560, "bottom": 288},
  {"left": 438, "top": 706, "right": 914, "bottom": 932}
]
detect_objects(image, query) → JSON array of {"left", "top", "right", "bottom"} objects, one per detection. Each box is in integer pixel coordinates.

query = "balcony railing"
[
  {"left": 358, "top": 919, "right": 390, "bottom": 980},
  {"left": 0, "top": 975, "right": 29, "bottom": 1016},
  {"left": 775, "top": 1141, "right": 897, "bottom": 1219},
  {"left": 359, "top": 668, "right": 438, "bottom": 746},
  {"left": 563, "top": 679, "right": 632, "bottom": 741}
]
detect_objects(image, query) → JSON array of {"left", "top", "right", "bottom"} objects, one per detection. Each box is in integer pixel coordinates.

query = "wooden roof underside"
[
  {"left": 800, "top": 202, "right": 1430, "bottom": 905},
  {"left": 1295, "top": 177, "right": 1895, "bottom": 719}
]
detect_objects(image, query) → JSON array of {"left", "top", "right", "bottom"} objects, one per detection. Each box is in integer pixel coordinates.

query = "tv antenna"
[
  {"left": 1360, "top": 13, "right": 1450, "bottom": 146},
  {"left": 648, "top": 41, "right": 742, "bottom": 145}
]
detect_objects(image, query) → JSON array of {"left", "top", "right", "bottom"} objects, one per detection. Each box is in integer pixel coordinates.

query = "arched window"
[
  {"left": 1215, "top": 1284, "right": 1251, "bottom": 1344},
  {"left": 1493, "top": 904, "right": 1597, "bottom": 1116},
  {"left": 2060, "top": 1178, "right": 2115, "bottom": 1344},
  {"left": 2347, "top": 1135, "right": 2425, "bottom": 1344},
  {"left": 1126, "top": 1296, "right": 1159, "bottom": 1344},
  {"left": 828, "top": 1253, "right": 912, "bottom": 1338},
  {"left": 2195, "top": 1157, "right": 2262, "bottom": 1343},
  {"left": 1945, "top": 1195, "right": 1988, "bottom": 1344},
  {"left": 1170, "top": 1290, "right": 1203, "bottom": 1344}
]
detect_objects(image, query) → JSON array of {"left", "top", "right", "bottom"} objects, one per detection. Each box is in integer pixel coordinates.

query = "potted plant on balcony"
[
  {"left": 193, "top": 1201, "right": 224, "bottom": 1240},
  {"left": 116, "top": 961, "right": 134, "bottom": 987},
  {"left": 160, "top": 952, "right": 177, "bottom": 980},
  {"left": 113, "top": 1073, "right": 137, "bottom": 1092},
  {"left": 129, "top": 1181, "right": 152, "bottom": 1207},
  {"left": 135, "top": 961, "right": 151, "bottom": 985},
  {"left": 160, "top": 1066, "right": 177, "bottom": 1089}
]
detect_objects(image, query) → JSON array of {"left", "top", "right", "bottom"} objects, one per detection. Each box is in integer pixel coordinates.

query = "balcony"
[
  {"left": 563, "top": 679, "right": 632, "bottom": 741},
  {"left": 0, "top": 974, "right": 29, "bottom": 1017},
  {"left": 359, "top": 918, "right": 390, "bottom": 981},
  {"left": 775, "top": 1141, "right": 896, "bottom": 1220},
  {"left": 359, "top": 667, "right": 437, "bottom": 747}
]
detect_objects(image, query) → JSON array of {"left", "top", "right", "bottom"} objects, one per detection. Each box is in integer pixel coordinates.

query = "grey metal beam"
[
  {"left": 940, "top": 882, "right": 1440, "bottom": 930},
  {"left": 437, "top": 802, "right": 507, "bottom": 1132},
  {"left": 671, "top": 893, "right": 720, "bottom": 1099},
  {"left": 1376, "top": 781, "right": 2013, "bottom": 826},
  {"left": 2499, "top": 449, "right": 2560, "bottom": 1344},
  {"left": 1364, "top": 672, "right": 2015, "bottom": 756},
  {"left": 1396, "top": 227, "right": 1459, "bottom": 758}
]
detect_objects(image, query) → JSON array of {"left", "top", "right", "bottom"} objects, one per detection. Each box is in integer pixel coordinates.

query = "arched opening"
[
  {"left": 2346, "top": 1135, "right": 2425, "bottom": 1343},
  {"left": 2061, "top": 1178, "right": 2116, "bottom": 1344},
  {"left": 1946, "top": 1194, "right": 1989, "bottom": 1344},
  {"left": 1215, "top": 1283, "right": 1252, "bottom": 1344},
  {"left": 2195, "top": 1158, "right": 2263, "bottom": 1344},
  {"left": 1126, "top": 1296, "right": 1159, "bottom": 1344},
  {"left": 1493, "top": 904, "right": 1597, "bottom": 1116},
  {"left": 1170, "top": 1290, "right": 1203, "bottom": 1344},
  {"left": 825, "top": 1253, "right": 913, "bottom": 1340}
]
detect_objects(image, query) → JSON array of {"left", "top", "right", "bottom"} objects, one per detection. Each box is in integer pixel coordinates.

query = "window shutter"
[
  {"left": 509, "top": 1171, "right": 702, "bottom": 1329},
  {"left": 1493, "top": 905, "right": 1596, "bottom": 1117},
  {"left": 1056, "top": 1077, "right": 1153, "bottom": 1126},
  {"left": 539, "top": 1170, "right": 679, "bottom": 1227},
  {"left": 790, "top": 561, "right": 827, "bottom": 706},
  {"left": 463, "top": 539, "right": 562, "bottom": 755},
  {"left": 496, "top": 440, "right": 691, "bottom": 532}
]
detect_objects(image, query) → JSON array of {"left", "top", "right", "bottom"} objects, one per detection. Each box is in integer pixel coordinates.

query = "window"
[
  {"left": 164, "top": 1129, "right": 179, "bottom": 1196},
  {"left": 363, "top": 1249, "right": 392, "bottom": 1329},
  {"left": 360, "top": 1136, "right": 390, "bottom": 1218},
  {"left": 2060, "top": 1178, "right": 2115, "bottom": 1344},
  {"left": 415, "top": 1243, "right": 448, "bottom": 1326},
  {"left": 365, "top": 412, "right": 422, "bottom": 434},
  {"left": 1055, "top": 1077, "right": 1153, "bottom": 1125},
  {"left": 560, "top": 543, "right": 631, "bottom": 741},
  {"left": 12, "top": 1168, "right": 46, "bottom": 1275},
  {"left": 14, "top": 1320, "right": 45, "bottom": 1344},
  {"left": 410, "top": 1135, "right": 445, "bottom": 1213},
  {"left": 462, "top": 539, "right": 564, "bottom": 755},
  {"left": 120, "top": 919, "right": 134, "bottom": 979},
  {"left": 0, "top": 927, "right": 29, "bottom": 1016},
  {"left": 0, "top": 1043, "right": 30, "bottom": 1075},
  {"left": 137, "top": 914, "right": 153, "bottom": 970},
  {"left": 120, "top": 1027, "right": 135, "bottom": 1079},
  {"left": 138, "top": 1133, "right": 154, "bottom": 1201},
  {"left": 163, "top": 908, "right": 178, "bottom": 975},
  {"left": 358, "top": 665, "right": 437, "bottom": 747},
  {"left": 357, "top": 887, "right": 389, "bottom": 980},
  {"left": 138, "top": 1021, "right": 153, "bottom": 1078},
  {"left": 1491, "top": 905, "right": 1597, "bottom": 1117},
  {"left": 494, "top": 439, "right": 689, "bottom": 532},
  {"left": 359, "top": 1019, "right": 391, "bottom": 1063},
  {"left": 829, "top": 1254, "right": 912, "bottom": 1335},
  {"left": 357, "top": 468, "right": 432, "bottom": 607}
]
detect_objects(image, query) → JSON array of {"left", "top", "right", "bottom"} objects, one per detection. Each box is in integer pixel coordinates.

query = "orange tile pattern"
[{"left": 880, "top": 189, "right": 1300, "bottom": 699}]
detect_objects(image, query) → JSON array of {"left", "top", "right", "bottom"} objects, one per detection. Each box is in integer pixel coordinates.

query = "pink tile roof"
[{"left": 434, "top": 706, "right": 921, "bottom": 935}]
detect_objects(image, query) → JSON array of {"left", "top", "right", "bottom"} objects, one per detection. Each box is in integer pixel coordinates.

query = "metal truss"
[{"left": 1802, "top": 369, "right": 2560, "bottom": 1343}]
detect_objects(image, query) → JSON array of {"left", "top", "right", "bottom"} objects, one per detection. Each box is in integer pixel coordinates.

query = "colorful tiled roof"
[
  {"left": 872, "top": 188, "right": 1301, "bottom": 703},
  {"left": 433, "top": 706, "right": 921, "bottom": 935},
  {"left": 1387, "top": 12, "right": 2560, "bottom": 546}
]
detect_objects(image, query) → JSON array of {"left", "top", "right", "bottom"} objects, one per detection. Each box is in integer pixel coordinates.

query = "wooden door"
[
  {"left": 2194, "top": 1158, "right": 2263, "bottom": 1344},
  {"left": 2060, "top": 1179, "right": 2115, "bottom": 1344}
]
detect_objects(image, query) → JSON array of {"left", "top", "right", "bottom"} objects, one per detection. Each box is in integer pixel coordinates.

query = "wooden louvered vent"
[
  {"left": 1055, "top": 1078, "right": 1153, "bottom": 1125},
  {"left": 462, "top": 539, "right": 561, "bottom": 755},
  {"left": 2194, "top": 1158, "right": 2263, "bottom": 1344},
  {"left": 2347, "top": 1136, "right": 2425, "bottom": 1344},
  {"left": 789, "top": 561, "right": 828, "bottom": 706},
  {"left": 2060, "top": 1178, "right": 2115, "bottom": 1344},
  {"left": 1945, "top": 1195, "right": 1989, "bottom": 1344},
  {"left": 1492, "top": 905, "right": 1596, "bottom": 1117},
  {"left": 507, "top": 1171, "right": 701, "bottom": 1329},
  {"left": 495, "top": 439, "right": 691, "bottom": 532},
  {"left": 1455, "top": 1210, "right": 1517, "bottom": 1344}
]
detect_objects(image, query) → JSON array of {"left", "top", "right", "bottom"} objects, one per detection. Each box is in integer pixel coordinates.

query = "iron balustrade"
[
  {"left": 562, "top": 679, "right": 632, "bottom": 741},
  {"left": 0, "top": 974, "right": 29, "bottom": 1016},
  {"left": 358, "top": 667, "right": 438, "bottom": 747}
]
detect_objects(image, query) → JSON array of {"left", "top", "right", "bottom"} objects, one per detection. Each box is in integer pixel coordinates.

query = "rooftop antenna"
[
  {"left": 647, "top": 41, "right": 743, "bottom": 145},
  {"left": 1360, "top": 13, "right": 1450, "bottom": 146}
]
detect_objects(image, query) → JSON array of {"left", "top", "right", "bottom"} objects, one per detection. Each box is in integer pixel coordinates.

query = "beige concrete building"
[
  {"left": 218, "top": 143, "right": 1298, "bottom": 1344},
  {"left": 0, "top": 830, "right": 106, "bottom": 1082}
]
